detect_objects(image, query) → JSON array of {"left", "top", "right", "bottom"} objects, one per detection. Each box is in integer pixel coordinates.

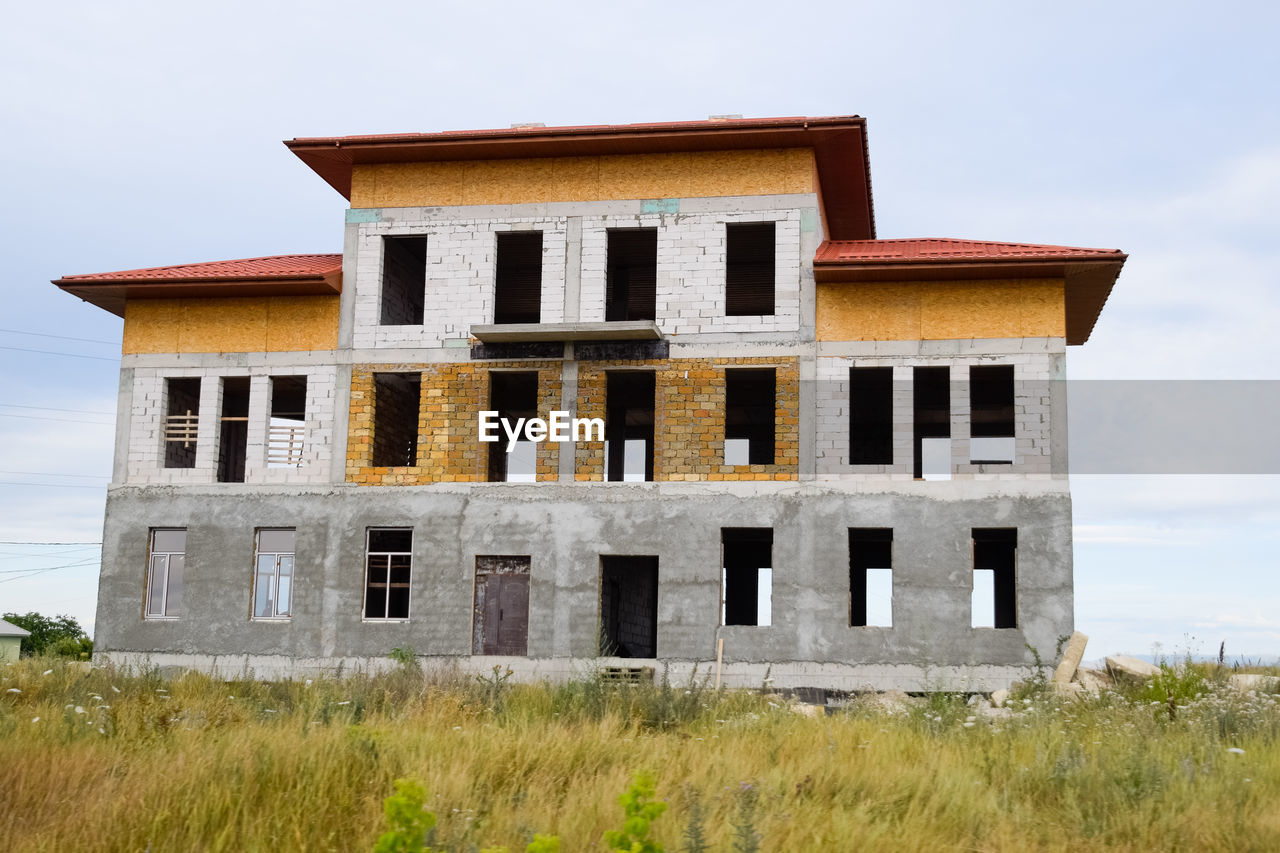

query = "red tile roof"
[
  {"left": 55, "top": 253, "right": 342, "bottom": 283},
  {"left": 53, "top": 254, "right": 343, "bottom": 317},
  {"left": 815, "top": 238, "right": 1124, "bottom": 264}
]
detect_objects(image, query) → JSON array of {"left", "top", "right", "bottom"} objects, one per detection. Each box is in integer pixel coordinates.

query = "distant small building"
[{"left": 0, "top": 618, "right": 31, "bottom": 661}]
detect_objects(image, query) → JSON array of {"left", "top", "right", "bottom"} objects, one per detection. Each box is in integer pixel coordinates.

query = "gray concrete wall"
[{"left": 95, "top": 480, "right": 1071, "bottom": 690}]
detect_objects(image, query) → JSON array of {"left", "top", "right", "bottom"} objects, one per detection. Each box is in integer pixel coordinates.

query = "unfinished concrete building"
[{"left": 55, "top": 116, "right": 1126, "bottom": 690}]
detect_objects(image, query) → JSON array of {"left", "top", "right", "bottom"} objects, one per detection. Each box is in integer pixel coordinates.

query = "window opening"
[
  {"left": 268, "top": 375, "right": 307, "bottom": 467},
  {"left": 163, "top": 377, "right": 201, "bottom": 469},
  {"left": 599, "top": 556, "right": 659, "bottom": 657},
  {"left": 380, "top": 236, "right": 427, "bottom": 325},
  {"left": 372, "top": 373, "right": 421, "bottom": 467},
  {"left": 725, "top": 369, "right": 775, "bottom": 465},
  {"left": 493, "top": 231, "right": 543, "bottom": 324},
  {"left": 849, "top": 528, "right": 893, "bottom": 627},
  {"left": 721, "top": 528, "right": 773, "bottom": 626},
  {"left": 849, "top": 366, "right": 894, "bottom": 465},
  {"left": 487, "top": 372, "right": 538, "bottom": 482},
  {"left": 145, "top": 528, "right": 186, "bottom": 618},
  {"left": 969, "top": 365, "right": 1016, "bottom": 463},
  {"left": 365, "top": 528, "right": 412, "bottom": 620},
  {"left": 913, "top": 366, "right": 950, "bottom": 479},
  {"left": 217, "top": 377, "right": 250, "bottom": 483},
  {"left": 605, "top": 229, "right": 657, "bottom": 321},
  {"left": 972, "top": 528, "right": 1017, "bottom": 628},
  {"left": 253, "top": 528, "right": 295, "bottom": 618},
  {"left": 605, "top": 371, "right": 655, "bottom": 482},
  {"left": 725, "top": 222, "right": 775, "bottom": 315}
]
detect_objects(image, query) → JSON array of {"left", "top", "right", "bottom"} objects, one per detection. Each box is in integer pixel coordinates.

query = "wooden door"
[{"left": 478, "top": 573, "right": 529, "bottom": 656}]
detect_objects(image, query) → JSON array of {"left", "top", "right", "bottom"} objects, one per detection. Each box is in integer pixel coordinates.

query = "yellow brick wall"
[
  {"left": 576, "top": 357, "right": 800, "bottom": 482},
  {"left": 349, "top": 149, "right": 817, "bottom": 209},
  {"left": 815, "top": 279, "right": 1066, "bottom": 341},
  {"left": 122, "top": 296, "right": 340, "bottom": 354},
  {"left": 347, "top": 362, "right": 562, "bottom": 485}
]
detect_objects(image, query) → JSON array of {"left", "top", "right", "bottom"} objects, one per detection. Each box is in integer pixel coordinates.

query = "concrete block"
[
  {"left": 1105, "top": 655, "right": 1160, "bottom": 683},
  {"left": 1052, "top": 631, "right": 1088, "bottom": 684}
]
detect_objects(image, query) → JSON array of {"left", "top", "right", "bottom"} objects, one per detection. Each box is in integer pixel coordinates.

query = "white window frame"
[
  {"left": 363, "top": 528, "right": 413, "bottom": 621},
  {"left": 145, "top": 528, "right": 186, "bottom": 619},
  {"left": 252, "top": 528, "right": 296, "bottom": 620}
]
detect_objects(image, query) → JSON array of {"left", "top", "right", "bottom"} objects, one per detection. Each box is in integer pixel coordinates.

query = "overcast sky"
[{"left": 1, "top": 1, "right": 1276, "bottom": 661}]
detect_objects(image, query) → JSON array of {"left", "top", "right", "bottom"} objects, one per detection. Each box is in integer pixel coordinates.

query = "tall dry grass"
[{"left": 0, "top": 657, "right": 1277, "bottom": 852}]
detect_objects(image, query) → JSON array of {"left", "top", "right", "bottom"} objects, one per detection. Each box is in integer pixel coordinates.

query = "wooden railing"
[
  {"left": 163, "top": 412, "right": 198, "bottom": 448},
  {"left": 268, "top": 424, "right": 305, "bottom": 466}
]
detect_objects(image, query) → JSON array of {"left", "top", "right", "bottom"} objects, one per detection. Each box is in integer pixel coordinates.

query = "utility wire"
[
  {"left": 0, "top": 481, "right": 109, "bottom": 489},
  {"left": 0, "top": 546, "right": 101, "bottom": 562},
  {"left": 0, "top": 328, "right": 119, "bottom": 346},
  {"left": 0, "top": 413, "right": 115, "bottom": 426},
  {"left": 0, "top": 541, "right": 103, "bottom": 545},
  {"left": 0, "top": 404, "right": 116, "bottom": 416},
  {"left": 0, "top": 559, "right": 100, "bottom": 584},
  {"left": 0, "top": 345, "right": 118, "bottom": 362},
  {"left": 0, "top": 471, "right": 110, "bottom": 479}
]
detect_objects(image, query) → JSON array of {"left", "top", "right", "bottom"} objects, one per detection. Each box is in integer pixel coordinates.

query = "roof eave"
[{"left": 53, "top": 272, "right": 343, "bottom": 318}]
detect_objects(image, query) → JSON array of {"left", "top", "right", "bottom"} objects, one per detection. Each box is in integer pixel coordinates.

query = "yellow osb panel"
[
  {"left": 122, "top": 296, "right": 340, "bottom": 354},
  {"left": 815, "top": 279, "right": 1066, "bottom": 341},
  {"left": 350, "top": 149, "right": 816, "bottom": 208}
]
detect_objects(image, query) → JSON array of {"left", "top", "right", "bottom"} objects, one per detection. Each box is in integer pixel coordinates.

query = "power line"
[
  {"left": 0, "top": 559, "right": 101, "bottom": 584},
  {"left": 0, "top": 541, "right": 102, "bottom": 546},
  {"left": 0, "top": 481, "right": 109, "bottom": 489},
  {"left": 0, "top": 404, "right": 116, "bottom": 416},
  {"left": 0, "top": 545, "right": 101, "bottom": 562},
  {"left": 0, "top": 413, "right": 115, "bottom": 426},
  {"left": 0, "top": 471, "right": 110, "bottom": 479},
  {"left": 0, "top": 345, "right": 118, "bottom": 362},
  {"left": 0, "top": 328, "right": 119, "bottom": 346}
]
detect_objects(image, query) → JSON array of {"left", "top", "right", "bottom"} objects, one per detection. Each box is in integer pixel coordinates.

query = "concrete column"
[{"left": 563, "top": 216, "right": 582, "bottom": 322}]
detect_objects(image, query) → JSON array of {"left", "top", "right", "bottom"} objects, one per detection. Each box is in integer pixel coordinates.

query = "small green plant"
[
  {"left": 373, "top": 778, "right": 436, "bottom": 853},
  {"left": 388, "top": 646, "right": 421, "bottom": 672},
  {"left": 680, "top": 786, "right": 709, "bottom": 853},
  {"left": 476, "top": 665, "right": 514, "bottom": 711},
  {"left": 731, "top": 782, "right": 760, "bottom": 853},
  {"left": 603, "top": 772, "right": 667, "bottom": 853}
]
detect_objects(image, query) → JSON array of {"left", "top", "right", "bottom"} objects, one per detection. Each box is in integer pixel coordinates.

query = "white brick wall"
[
  {"left": 815, "top": 353, "right": 1059, "bottom": 480},
  {"left": 578, "top": 209, "right": 802, "bottom": 335},
  {"left": 126, "top": 366, "right": 337, "bottom": 485},
  {"left": 352, "top": 216, "right": 568, "bottom": 349}
]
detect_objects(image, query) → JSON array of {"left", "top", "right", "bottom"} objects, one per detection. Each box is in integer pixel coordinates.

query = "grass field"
[{"left": 1, "top": 657, "right": 1277, "bottom": 852}]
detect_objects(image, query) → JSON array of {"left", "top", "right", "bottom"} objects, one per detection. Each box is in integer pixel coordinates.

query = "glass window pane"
[
  {"left": 277, "top": 555, "right": 293, "bottom": 577},
  {"left": 276, "top": 572, "right": 292, "bottom": 617},
  {"left": 147, "top": 555, "right": 167, "bottom": 617},
  {"left": 387, "top": 585, "right": 410, "bottom": 619},
  {"left": 153, "top": 529, "right": 186, "bottom": 553},
  {"left": 254, "top": 555, "right": 275, "bottom": 618},
  {"left": 165, "top": 554, "right": 184, "bottom": 616},
  {"left": 972, "top": 570, "right": 995, "bottom": 628},
  {"left": 258, "top": 529, "right": 295, "bottom": 553},
  {"left": 368, "top": 529, "right": 412, "bottom": 553},
  {"left": 865, "top": 568, "right": 893, "bottom": 627}
]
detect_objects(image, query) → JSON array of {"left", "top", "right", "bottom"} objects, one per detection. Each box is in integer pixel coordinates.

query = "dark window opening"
[
  {"left": 850, "top": 366, "right": 894, "bottom": 465},
  {"left": 725, "top": 222, "right": 775, "bottom": 315},
  {"left": 606, "top": 371, "right": 655, "bottom": 482},
  {"left": 722, "top": 528, "right": 772, "bottom": 626},
  {"left": 913, "top": 366, "right": 950, "bottom": 478},
  {"left": 365, "top": 528, "right": 412, "bottom": 620},
  {"left": 371, "top": 373, "right": 421, "bottom": 468},
  {"left": 268, "top": 376, "right": 307, "bottom": 467},
  {"left": 217, "top": 377, "right": 250, "bottom": 483},
  {"left": 849, "top": 528, "right": 893, "bottom": 627},
  {"left": 970, "top": 365, "right": 1016, "bottom": 464},
  {"left": 163, "top": 377, "right": 201, "bottom": 469},
  {"left": 599, "top": 556, "right": 658, "bottom": 658},
  {"left": 380, "top": 236, "right": 427, "bottom": 325},
  {"left": 725, "top": 369, "right": 775, "bottom": 465},
  {"left": 973, "top": 528, "right": 1017, "bottom": 629},
  {"left": 473, "top": 555, "right": 531, "bottom": 656},
  {"left": 605, "top": 229, "right": 657, "bottom": 321},
  {"left": 487, "top": 372, "right": 539, "bottom": 482},
  {"left": 493, "top": 231, "right": 543, "bottom": 324}
]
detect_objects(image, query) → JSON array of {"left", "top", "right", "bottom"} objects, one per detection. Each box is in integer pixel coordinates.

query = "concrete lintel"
[{"left": 470, "top": 321, "right": 662, "bottom": 343}]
